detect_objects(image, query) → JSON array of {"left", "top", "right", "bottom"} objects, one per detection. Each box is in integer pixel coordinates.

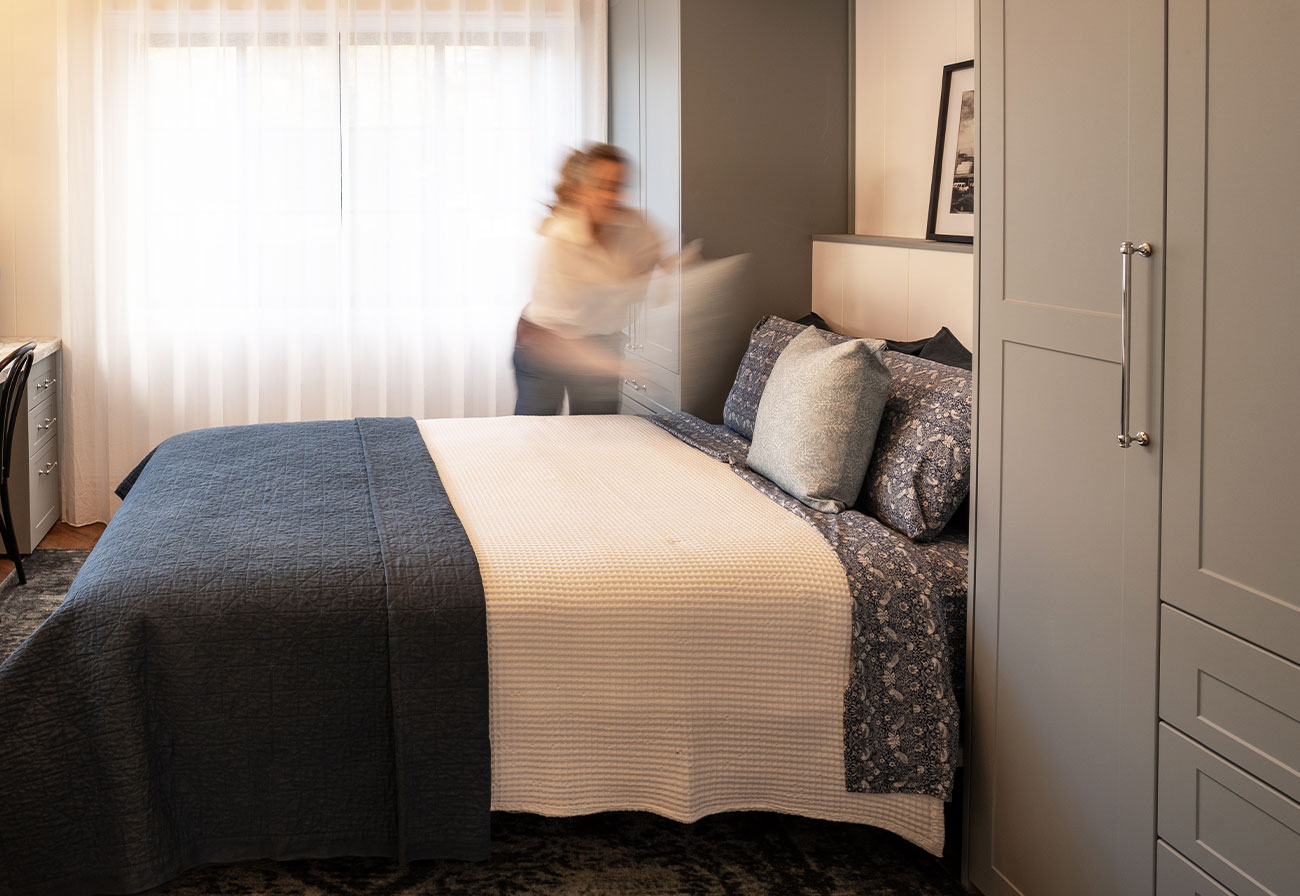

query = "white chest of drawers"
[{"left": 2, "top": 339, "right": 61, "bottom": 554}]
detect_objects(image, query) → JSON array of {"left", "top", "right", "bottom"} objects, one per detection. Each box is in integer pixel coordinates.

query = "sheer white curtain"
[{"left": 58, "top": 0, "right": 606, "bottom": 523}]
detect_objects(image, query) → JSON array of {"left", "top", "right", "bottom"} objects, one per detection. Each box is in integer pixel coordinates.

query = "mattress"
[{"left": 419, "top": 414, "right": 946, "bottom": 856}]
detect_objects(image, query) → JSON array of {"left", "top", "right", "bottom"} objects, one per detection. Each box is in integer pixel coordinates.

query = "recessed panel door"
[{"left": 969, "top": 1, "right": 1166, "bottom": 894}]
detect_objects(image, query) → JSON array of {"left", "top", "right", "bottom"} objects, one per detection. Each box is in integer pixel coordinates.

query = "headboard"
[{"left": 811, "top": 237, "right": 974, "bottom": 348}]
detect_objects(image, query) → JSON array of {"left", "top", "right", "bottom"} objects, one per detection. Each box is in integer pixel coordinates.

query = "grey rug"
[
  {"left": 0, "top": 548, "right": 89, "bottom": 661},
  {"left": 1, "top": 549, "right": 967, "bottom": 896}
]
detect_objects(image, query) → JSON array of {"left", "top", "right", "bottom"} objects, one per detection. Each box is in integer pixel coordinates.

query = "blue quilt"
[{"left": 0, "top": 418, "right": 489, "bottom": 896}]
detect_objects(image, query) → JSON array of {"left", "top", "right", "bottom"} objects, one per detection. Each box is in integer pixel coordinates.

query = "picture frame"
[{"left": 926, "top": 60, "right": 976, "bottom": 244}]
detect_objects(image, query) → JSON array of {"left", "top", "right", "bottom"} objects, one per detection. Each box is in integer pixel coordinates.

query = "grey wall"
[{"left": 680, "top": 0, "right": 850, "bottom": 324}]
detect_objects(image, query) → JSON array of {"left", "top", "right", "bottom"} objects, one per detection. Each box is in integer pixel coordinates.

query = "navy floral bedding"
[{"left": 651, "top": 412, "right": 967, "bottom": 800}]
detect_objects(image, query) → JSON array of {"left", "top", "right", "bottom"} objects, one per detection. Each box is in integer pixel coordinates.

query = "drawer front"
[
  {"left": 28, "top": 398, "right": 58, "bottom": 455},
  {"left": 1157, "top": 842, "right": 1236, "bottom": 896},
  {"left": 28, "top": 438, "right": 61, "bottom": 545},
  {"left": 621, "top": 371, "right": 677, "bottom": 414},
  {"left": 26, "top": 354, "right": 58, "bottom": 407},
  {"left": 1160, "top": 605, "right": 1300, "bottom": 801},
  {"left": 1159, "top": 724, "right": 1300, "bottom": 896},
  {"left": 619, "top": 393, "right": 658, "bottom": 417}
]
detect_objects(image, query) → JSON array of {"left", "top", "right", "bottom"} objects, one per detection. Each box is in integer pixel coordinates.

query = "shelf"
[{"left": 811, "top": 234, "right": 973, "bottom": 254}]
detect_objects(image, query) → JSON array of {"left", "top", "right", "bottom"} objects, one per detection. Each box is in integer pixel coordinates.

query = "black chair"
[{"left": 0, "top": 343, "right": 37, "bottom": 585}]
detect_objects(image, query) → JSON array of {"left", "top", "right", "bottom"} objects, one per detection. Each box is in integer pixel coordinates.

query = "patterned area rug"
[
  {"left": 0, "top": 549, "right": 967, "bottom": 896},
  {"left": 0, "top": 548, "right": 88, "bottom": 661}
]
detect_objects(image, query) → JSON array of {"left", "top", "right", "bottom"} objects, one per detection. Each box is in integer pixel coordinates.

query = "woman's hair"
[
  {"left": 547, "top": 143, "right": 629, "bottom": 213},
  {"left": 550, "top": 148, "right": 589, "bottom": 212},
  {"left": 581, "top": 141, "right": 628, "bottom": 168}
]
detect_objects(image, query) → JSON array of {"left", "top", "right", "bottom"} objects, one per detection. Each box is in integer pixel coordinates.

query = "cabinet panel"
[
  {"left": 1000, "top": 0, "right": 1131, "bottom": 316},
  {"left": 618, "top": 393, "right": 657, "bottom": 417},
  {"left": 608, "top": 0, "right": 641, "bottom": 187},
  {"left": 634, "top": 0, "right": 680, "bottom": 376},
  {"left": 614, "top": 1, "right": 847, "bottom": 423},
  {"left": 9, "top": 349, "right": 61, "bottom": 554},
  {"left": 27, "top": 437, "right": 61, "bottom": 549},
  {"left": 26, "top": 354, "right": 57, "bottom": 408},
  {"left": 971, "top": 1, "right": 1165, "bottom": 894},
  {"left": 1160, "top": 605, "right": 1300, "bottom": 802},
  {"left": 620, "top": 378, "right": 672, "bottom": 416},
  {"left": 1159, "top": 724, "right": 1300, "bottom": 896},
  {"left": 979, "top": 343, "right": 1133, "bottom": 896},
  {"left": 1156, "top": 842, "right": 1235, "bottom": 896},
  {"left": 28, "top": 392, "right": 58, "bottom": 456},
  {"left": 636, "top": 268, "right": 680, "bottom": 375},
  {"left": 1162, "top": 0, "right": 1300, "bottom": 664}
]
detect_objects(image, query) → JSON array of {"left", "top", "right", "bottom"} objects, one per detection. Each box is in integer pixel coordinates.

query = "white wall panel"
[
  {"left": 854, "top": 0, "right": 976, "bottom": 238},
  {"left": 0, "top": 0, "right": 62, "bottom": 337},
  {"left": 812, "top": 240, "right": 972, "bottom": 348},
  {"left": 906, "top": 248, "right": 974, "bottom": 342}
]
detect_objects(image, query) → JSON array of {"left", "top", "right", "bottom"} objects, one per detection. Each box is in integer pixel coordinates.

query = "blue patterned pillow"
[
  {"left": 856, "top": 353, "right": 972, "bottom": 541},
  {"left": 723, "top": 315, "right": 972, "bottom": 540},
  {"left": 723, "top": 316, "right": 852, "bottom": 439}
]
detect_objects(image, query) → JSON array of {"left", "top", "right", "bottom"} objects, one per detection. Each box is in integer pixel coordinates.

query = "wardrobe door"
[
  {"left": 1162, "top": 0, "right": 1300, "bottom": 664},
  {"left": 969, "top": 2, "right": 1165, "bottom": 895},
  {"left": 633, "top": 0, "right": 681, "bottom": 376}
]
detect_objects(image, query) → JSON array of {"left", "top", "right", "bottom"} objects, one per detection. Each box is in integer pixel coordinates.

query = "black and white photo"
[{"left": 927, "top": 59, "right": 976, "bottom": 242}]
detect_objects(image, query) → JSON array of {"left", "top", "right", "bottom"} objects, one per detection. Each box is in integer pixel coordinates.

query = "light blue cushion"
[{"left": 746, "top": 326, "right": 892, "bottom": 513}]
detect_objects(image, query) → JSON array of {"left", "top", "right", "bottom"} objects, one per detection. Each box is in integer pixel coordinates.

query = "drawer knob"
[
  {"left": 37, "top": 417, "right": 56, "bottom": 432},
  {"left": 35, "top": 377, "right": 56, "bottom": 390},
  {"left": 38, "top": 460, "right": 58, "bottom": 476}
]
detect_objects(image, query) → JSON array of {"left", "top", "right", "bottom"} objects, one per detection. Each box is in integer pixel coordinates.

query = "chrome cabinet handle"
[
  {"left": 623, "top": 378, "right": 647, "bottom": 392},
  {"left": 37, "top": 417, "right": 56, "bottom": 432},
  {"left": 35, "top": 377, "right": 56, "bottom": 391},
  {"left": 1118, "top": 241, "right": 1152, "bottom": 448},
  {"left": 38, "top": 460, "right": 58, "bottom": 476}
]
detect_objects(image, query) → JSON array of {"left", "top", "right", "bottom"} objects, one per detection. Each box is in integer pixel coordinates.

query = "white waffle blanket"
[{"left": 418, "top": 414, "right": 945, "bottom": 855}]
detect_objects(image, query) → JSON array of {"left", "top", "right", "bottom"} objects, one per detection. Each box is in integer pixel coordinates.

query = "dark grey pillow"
[
  {"left": 746, "top": 327, "right": 892, "bottom": 513},
  {"left": 855, "top": 352, "right": 973, "bottom": 540},
  {"left": 917, "top": 326, "right": 972, "bottom": 371}
]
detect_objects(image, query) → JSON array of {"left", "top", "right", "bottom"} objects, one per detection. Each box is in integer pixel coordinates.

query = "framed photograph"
[{"left": 926, "top": 60, "right": 975, "bottom": 243}]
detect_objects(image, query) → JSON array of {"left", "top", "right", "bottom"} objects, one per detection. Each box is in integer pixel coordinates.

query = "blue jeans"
[{"left": 513, "top": 318, "right": 622, "bottom": 415}]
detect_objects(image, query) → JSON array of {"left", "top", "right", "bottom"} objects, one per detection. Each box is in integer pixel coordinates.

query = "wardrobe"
[
  {"left": 969, "top": 2, "right": 1300, "bottom": 895},
  {"left": 607, "top": 0, "right": 849, "bottom": 421}
]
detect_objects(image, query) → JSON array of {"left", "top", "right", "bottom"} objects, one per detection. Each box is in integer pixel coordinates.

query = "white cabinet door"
[
  {"left": 632, "top": 0, "right": 679, "bottom": 375},
  {"left": 1161, "top": 0, "right": 1300, "bottom": 667},
  {"left": 969, "top": 1, "right": 1166, "bottom": 894},
  {"left": 611, "top": 0, "right": 678, "bottom": 379}
]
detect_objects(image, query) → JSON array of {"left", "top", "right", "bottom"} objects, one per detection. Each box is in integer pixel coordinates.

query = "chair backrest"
[{"left": 0, "top": 343, "right": 37, "bottom": 483}]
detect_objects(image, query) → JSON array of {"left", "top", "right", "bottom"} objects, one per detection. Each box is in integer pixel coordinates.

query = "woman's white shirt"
[{"left": 522, "top": 207, "right": 663, "bottom": 338}]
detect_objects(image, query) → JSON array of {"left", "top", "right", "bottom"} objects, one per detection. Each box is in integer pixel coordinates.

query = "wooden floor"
[{"left": 1, "top": 521, "right": 106, "bottom": 581}]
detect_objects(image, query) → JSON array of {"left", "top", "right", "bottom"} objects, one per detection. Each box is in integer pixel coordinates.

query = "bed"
[{"left": 0, "top": 316, "right": 971, "bottom": 896}]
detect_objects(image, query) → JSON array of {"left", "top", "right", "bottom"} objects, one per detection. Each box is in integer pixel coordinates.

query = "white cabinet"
[
  {"left": 971, "top": 2, "right": 1300, "bottom": 894},
  {"left": 6, "top": 342, "right": 62, "bottom": 554},
  {"left": 608, "top": 0, "right": 849, "bottom": 422},
  {"left": 1155, "top": 2, "right": 1300, "bottom": 893}
]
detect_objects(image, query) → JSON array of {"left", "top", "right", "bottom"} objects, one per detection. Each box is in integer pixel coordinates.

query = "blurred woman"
[{"left": 513, "top": 143, "right": 663, "bottom": 415}]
